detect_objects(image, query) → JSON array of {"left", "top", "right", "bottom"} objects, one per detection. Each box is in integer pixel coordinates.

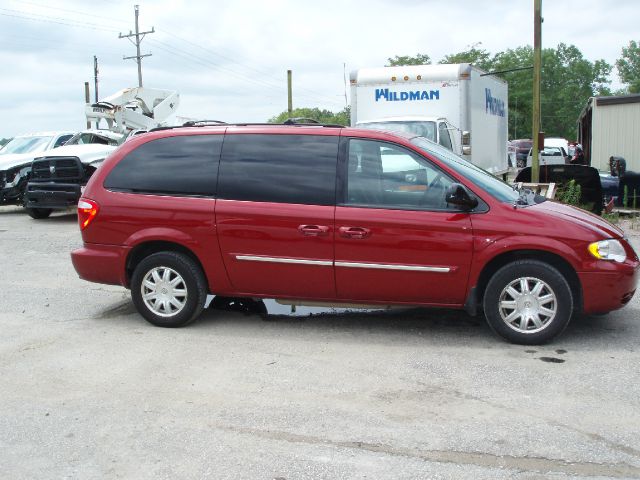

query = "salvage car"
[
  {"left": 512, "top": 138, "right": 533, "bottom": 168},
  {"left": 23, "top": 129, "right": 123, "bottom": 219},
  {"left": 71, "top": 124, "right": 639, "bottom": 344},
  {"left": 526, "top": 146, "right": 567, "bottom": 167},
  {"left": 0, "top": 131, "right": 74, "bottom": 206}
]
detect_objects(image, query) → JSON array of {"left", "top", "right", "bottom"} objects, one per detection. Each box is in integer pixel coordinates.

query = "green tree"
[
  {"left": 491, "top": 43, "right": 610, "bottom": 140},
  {"left": 539, "top": 43, "right": 611, "bottom": 139},
  {"left": 616, "top": 40, "right": 640, "bottom": 93},
  {"left": 439, "top": 43, "right": 494, "bottom": 71},
  {"left": 268, "top": 106, "right": 350, "bottom": 126},
  {"left": 386, "top": 54, "right": 431, "bottom": 66},
  {"left": 490, "top": 46, "right": 535, "bottom": 140}
]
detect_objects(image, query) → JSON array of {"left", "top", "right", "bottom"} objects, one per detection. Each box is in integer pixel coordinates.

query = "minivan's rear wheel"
[
  {"left": 131, "top": 251, "right": 207, "bottom": 327},
  {"left": 483, "top": 260, "right": 573, "bottom": 344},
  {"left": 26, "top": 207, "right": 52, "bottom": 219}
]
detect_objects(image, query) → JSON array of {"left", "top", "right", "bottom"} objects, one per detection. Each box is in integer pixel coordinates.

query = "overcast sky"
[{"left": 0, "top": 0, "right": 637, "bottom": 137}]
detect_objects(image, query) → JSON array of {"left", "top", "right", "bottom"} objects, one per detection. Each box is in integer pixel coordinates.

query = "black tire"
[
  {"left": 131, "top": 251, "right": 207, "bottom": 328},
  {"left": 26, "top": 207, "right": 53, "bottom": 219},
  {"left": 483, "top": 260, "right": 573, "bottom": 345}
]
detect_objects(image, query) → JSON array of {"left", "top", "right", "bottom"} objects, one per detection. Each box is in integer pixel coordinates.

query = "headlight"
[{"left": 588, "top": 239, "right": 627, "bottom": 263}]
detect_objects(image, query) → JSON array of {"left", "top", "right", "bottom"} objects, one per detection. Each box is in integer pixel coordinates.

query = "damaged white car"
[
  {"left": 23, "top": 129, "right": 125, "bottom": 219},
  {"left": 0, "top": 131, "right": 74, "bottom": 206}
]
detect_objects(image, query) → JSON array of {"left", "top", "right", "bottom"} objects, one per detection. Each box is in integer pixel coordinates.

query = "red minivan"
[{"left": 71, "top": 124, "right": 639, "bottom": 344}]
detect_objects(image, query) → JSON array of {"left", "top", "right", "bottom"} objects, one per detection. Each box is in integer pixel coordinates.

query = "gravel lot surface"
[{"left": 1, "top": 205, "right": 640, "bottom": 479}]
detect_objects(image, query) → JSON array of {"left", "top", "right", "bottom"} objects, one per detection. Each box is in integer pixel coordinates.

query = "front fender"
[{"left": 468, "top": 234, "right": 584, "bottom": 286}]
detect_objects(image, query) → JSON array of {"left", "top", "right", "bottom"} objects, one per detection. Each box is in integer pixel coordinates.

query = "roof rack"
[
  {"left": 148, "top": 121, "right": 347, "bottom": 132},
  {"left": 182, "top": 120, "right": 228, "bottom": 127},
  {"left": 283, "top": 117, "right": 318, "bottom": 124}
]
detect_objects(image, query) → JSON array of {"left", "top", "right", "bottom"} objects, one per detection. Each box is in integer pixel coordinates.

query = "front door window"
[{"left": 345, "top": 139, "right": 455, "bottom": 211}]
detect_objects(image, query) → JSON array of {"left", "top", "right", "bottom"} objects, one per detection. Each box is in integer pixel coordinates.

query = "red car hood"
[{"left": 527, "top": 200, "right": 623, "bottom": 239}]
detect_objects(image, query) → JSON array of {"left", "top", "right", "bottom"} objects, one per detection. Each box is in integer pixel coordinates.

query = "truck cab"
[
  {"left": 0, "top": 131, "right": 75, "bottom": 206},
  {"left": 355, "top": 116, "right": 458, "bottom": 153},
  {"left": 23, "top": 131, "right": 123, "bottom": 219},
  {"left": 350, "top": 63, "right": 508, "bottom": 175}
]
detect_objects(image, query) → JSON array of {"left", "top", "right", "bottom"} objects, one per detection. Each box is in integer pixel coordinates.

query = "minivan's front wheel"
[
  {"left": 131, "top": 251, "right": 207, "bottom": 327},
  {"left": 483, "top": 260, "right": 573, "bottom": 344},
  {"left": 26, "top": 207, "right": 52, "bottom": 219}
]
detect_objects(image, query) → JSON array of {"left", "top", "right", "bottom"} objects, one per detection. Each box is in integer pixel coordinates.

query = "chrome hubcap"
[
  {"left": 498, "top": 277, "right": 557, "bottom": 333},
  {"left": 141, "top": 266, "right": 187, "bottom": 317}
]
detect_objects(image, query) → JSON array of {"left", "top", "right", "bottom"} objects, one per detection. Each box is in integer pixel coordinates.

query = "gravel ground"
[{"left": 1, "top": 205, "right": 640, "bottom": 479}]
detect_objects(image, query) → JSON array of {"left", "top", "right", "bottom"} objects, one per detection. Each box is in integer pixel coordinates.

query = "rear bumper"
[
  {"left": 579, "top": 261, "right": 639, "bottom": 314},
  {"left": 25, "top": 182, "right": 81, "bottom": 209},
  {"left": 71, "top": 243, "right": 131, "bottom": 287}
]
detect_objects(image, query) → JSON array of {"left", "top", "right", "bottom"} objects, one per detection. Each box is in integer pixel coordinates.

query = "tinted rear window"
[
  {"left": 217, "top": 134, "right": 339, "bottom": 205},
  {"left": 104, "top": 135, "right": 222, "bottom": 196}
]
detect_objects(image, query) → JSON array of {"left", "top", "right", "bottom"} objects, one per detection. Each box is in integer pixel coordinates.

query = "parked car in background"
[
  {"left": 24, "top": 129, "right": 124, "bottom": 219},
  {"left": 0, "top": 131, "right": 75, "bottom": 206},
  {"left": 71, "top": 123, "right": 638, "bottom": 345},
  {"left": 507, "top": 141, "right": 516, "bottom": 167},
  {"left": 64, "top": 129, "right": 123, "bottom": 147},
  {"left": 544, "top": 137, "right": 570, "bottom": 162},
  {"left": 526, "top": 146, "right": 567, "bottom": 167},
  {"left": 512, "top": 139, "right": 532, "bottom": 168}
]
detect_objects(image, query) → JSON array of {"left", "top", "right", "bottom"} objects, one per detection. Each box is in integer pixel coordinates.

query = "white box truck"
[{"left": 350, "top": 63, "right": 509, "bottom": 175}]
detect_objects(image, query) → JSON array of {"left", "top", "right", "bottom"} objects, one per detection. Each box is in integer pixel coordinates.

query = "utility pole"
[
  {"left": 84, "top": 82, "right": 91, "bottom": 129},
  {"left": 93, "top": 56, "right": 99, "bottom": 128},
  {"left": 343, "top": 62, "right": 348, "bottom": 109},
  {"left": 119, "top": 5, "right": 154, "bottom": 87},
  {"left": 531, "top": 0, "right": 542, "bottom": 182},
  {"left": 287, "top": 70, "right": 293, "bottom": 114},
  {"left": 93, "top": 56, "right": 99, "bottom": 102}
]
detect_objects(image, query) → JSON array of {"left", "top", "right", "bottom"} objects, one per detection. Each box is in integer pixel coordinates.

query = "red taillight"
[{"left": 78, "top": 198, "right": 99, "bottom": 230}]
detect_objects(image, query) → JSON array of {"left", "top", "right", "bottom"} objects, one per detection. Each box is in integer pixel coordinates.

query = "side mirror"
[{"left": 446, "top": 183, "right": 478, "bottom": 210}]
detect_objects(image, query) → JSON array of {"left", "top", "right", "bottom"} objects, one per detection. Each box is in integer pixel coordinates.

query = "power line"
[
  {"left": 147, "top": 38, "right": 343, "bottom": 108},
  {"left": 12, "top": 0, "right": 129, "bottom": 26},
  {"left": 154, "top": 28, "right": 344, "bottom": 106},
  {"left": 1, "top": 4, "right": 345, "bottom": 109},
  {"left": 0, "top": 7, "right": 119, "bottom": 31}
]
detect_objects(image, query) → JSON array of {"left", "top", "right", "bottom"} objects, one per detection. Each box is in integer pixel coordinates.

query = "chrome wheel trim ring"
[
  {"left": 141, "top": 266, "right": 188, "bottom": 318},
  {"left": 498, "top": 276, "right": 557, "bottom": 334}
]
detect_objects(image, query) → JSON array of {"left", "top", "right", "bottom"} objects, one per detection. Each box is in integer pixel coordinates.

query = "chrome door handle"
[
  {"left": 298, "top": 225, "right": 329, "bottom": 236},
  {"left": 339, "top": 226, "right": 371, "bottom": 239}
]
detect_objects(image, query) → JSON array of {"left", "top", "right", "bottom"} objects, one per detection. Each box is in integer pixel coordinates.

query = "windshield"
[
  {"left": 0, "top": 135, "right": 53, "bottom": 155},
  {"left": 358, "top": 121, "right": 437, "bottom": 143},
  {"left": 410, "top": 136, "right": 521, "bottom": 203},
  {"left": 65, "top": 132, "right": 120, "bottom": 146}
]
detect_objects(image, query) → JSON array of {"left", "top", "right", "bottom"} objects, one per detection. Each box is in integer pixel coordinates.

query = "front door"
[{"left": 335, "top": 138, "right": 473, "bottom": 305}]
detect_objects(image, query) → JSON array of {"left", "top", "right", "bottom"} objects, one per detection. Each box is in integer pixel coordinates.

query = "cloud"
[{"left": 0, "top": 0, "right": 637, "bottom": 136}]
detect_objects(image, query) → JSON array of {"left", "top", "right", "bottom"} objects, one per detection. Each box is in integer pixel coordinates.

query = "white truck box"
[{"left": 350, "top": 63, "right": 509, "bottom": 174}]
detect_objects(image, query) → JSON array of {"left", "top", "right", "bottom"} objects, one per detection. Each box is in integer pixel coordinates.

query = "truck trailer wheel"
[
  {"left": 483, "top": 260, "right": 573, "bottom": 345},
  {"left": 131, "top": 251, "right": 207, "bottom": 328},
  {"left": 26, "top": 207, "right": 53, "bottom": 219}
]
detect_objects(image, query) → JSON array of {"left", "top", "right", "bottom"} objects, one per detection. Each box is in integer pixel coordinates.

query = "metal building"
[{"left": 578, "top": 94, "right": 640, "bottom": 172}]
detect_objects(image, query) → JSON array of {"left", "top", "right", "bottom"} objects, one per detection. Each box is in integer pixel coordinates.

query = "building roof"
[{"left": 595, "top": 93, "right": 640, "bottom": 107}]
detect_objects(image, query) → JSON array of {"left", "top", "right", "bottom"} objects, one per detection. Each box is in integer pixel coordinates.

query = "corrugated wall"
[{"left": 592, "top": 102, "right": 640, "bottom": 171}]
